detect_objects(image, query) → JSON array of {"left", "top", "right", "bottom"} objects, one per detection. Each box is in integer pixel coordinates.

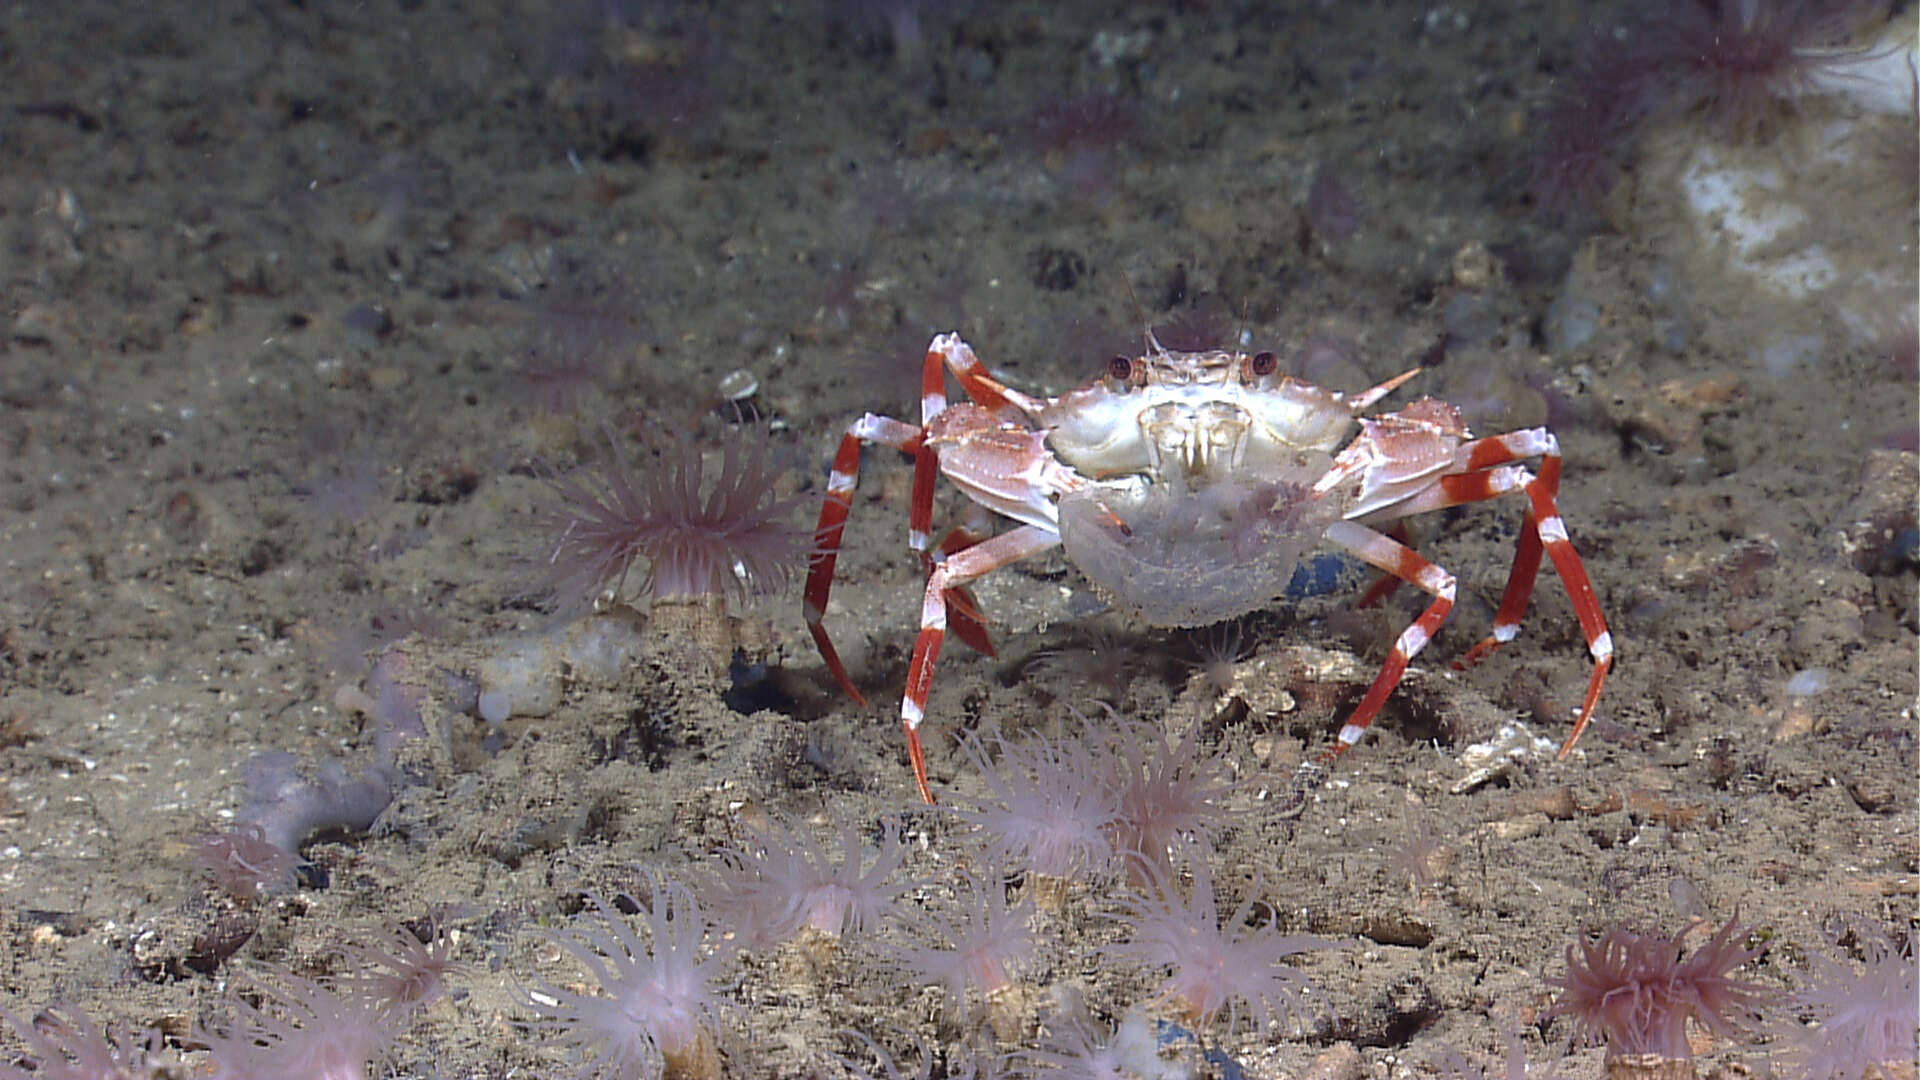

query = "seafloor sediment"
[{"left": 0, "top": 1, "right": 1913, "bottom": 1078}]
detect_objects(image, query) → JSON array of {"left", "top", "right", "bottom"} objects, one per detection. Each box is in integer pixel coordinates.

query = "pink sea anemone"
[
  {"left": 1098, "top": 721, "right": 1235, "bottom": 884},
  {"left": 1527, "top": 27, "right": 1665, "bottom": 221},
  {"left": 1108, "top": 855, "right": 1333, "bottom": 1033},
  {"left": 1771, "top": 919, "right": 1917, "bottom": 1080},
  {"left": 1548, "top": 916, "right": 1770, "bottom": 1060},
  {"left": 1645, "top": 0, "right": 1888, "bottom": 140},
  {"left": 196, "top": 967, "right": 403, "bottom": 1080},
  {"left": 522, "top": 874, "right": 734, "bottom": 1080},
  {"left": 1527, "top": 0, "right": 1886, "bottom": 220},
  {"left": 884, "top": 864, "right": 1037, "bottom": 1025},
  {"left": 706, "top": 814, "right": 912, "bottom": 947},
  {"left": 333, "top": 920, "right": 459, "bottom": 1015},
  {"left": 951, "top": 731, "right": 1119, "bottom": 882},
  {"left": 1025, "top": 1012, "right": 1144, "bottom": 1080},
  {"left": 0, "top": 1003, "right": 162, "bottom": 1080},
  {"left": 533, "top": 427, "right": 810, "bottom": 615}
]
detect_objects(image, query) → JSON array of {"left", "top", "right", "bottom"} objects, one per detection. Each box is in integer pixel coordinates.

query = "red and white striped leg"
[
  {"left": 1355, "top": 463, "right": 1529, "bottom": 608},
  {"left": 1356, "top": 466, "right": 1533, "bottom": 606},
  {"left": 1356, "top": 521, "right": 1415, "bottom": 609},
  {"left": 910, "top": 335, "right": 959, "bottom": 554},
  {"left": 1442, "top": 431, "right": 1613, "bottom": 757},
  {"left": 912, "top": 348, "right": 998, "bottom": 658},
  {"left": 1454, "top": 510, "right": 1543, "bottom": 670},
  {"left": 804, "top": 338, "right": 1007, "bottom": 705},
  {"left": 1367, "top": 465, "right": 1543, "bottom": 668},
  {"left": 1315, "top": 520, "right": 1457, "bottom": 766},
  {"left": 803, "top": 413, "right": 924, "bottom": 705},
  {"left": 928, "top": 332, "right": 1047, "bottom": 417},
  {"left": 902, "top": 523, "right": 1061, "bottom": 803},
  {"left": 928, "top": 524, "right": 997, "bottom": 658}
]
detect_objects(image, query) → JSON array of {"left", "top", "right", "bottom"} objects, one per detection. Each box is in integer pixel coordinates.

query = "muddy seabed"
[{"left": 0, "top": 1, "right": 1913, "bottom": 1078}]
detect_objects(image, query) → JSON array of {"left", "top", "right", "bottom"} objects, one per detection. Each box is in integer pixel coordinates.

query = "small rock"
[
  {"left": 1450, "top": 240, "right": 1500, "bottom": 290},
  {"left": 1837, "top": 449, "right": 1918, "bottom": 574},
  {"left": 1847, "top": 771, "right": 1901, "bottom": 814},
  {"left": 340, "top": 302, "right": 393, "bottom": 349}
]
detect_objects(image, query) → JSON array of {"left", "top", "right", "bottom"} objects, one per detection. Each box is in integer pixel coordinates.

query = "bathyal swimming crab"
[{"left": 804, "top": 332, "right": 1614, "bottom": 803}]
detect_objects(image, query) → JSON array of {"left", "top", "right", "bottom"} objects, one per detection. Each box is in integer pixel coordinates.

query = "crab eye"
[
  {"left": 1107, "top": 355, "right": 1134, "bottom": 382},
  {"left": 1250, "top": 351, "right": 1277, "bottom": 376}
]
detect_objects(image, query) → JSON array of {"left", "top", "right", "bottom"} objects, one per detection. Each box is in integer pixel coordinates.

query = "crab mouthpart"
[{"left": 1141, "top": 401, "right": 1252, "bottom": 479}]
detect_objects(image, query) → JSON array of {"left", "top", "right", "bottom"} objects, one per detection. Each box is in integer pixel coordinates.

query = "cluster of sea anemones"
[
  {"left": 16, "top": 690, "right": 1910, "bottom": 1080},
  {"left": 951, "top": 718, "right": 1236, "bottom": 889}
]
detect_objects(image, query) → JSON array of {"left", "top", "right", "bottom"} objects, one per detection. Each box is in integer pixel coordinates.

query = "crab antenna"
[
  {"left": 1119, "top": 274, "right": 1163, "bottom": 355},
  {"left": 1347, "top": 366, "right": 1424, "bottom": 411}
]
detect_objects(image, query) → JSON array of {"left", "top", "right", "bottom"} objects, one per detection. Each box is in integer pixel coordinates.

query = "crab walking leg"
[
  {"left": 1313, "top": 520, "right": 1458, "bottom": 766},
  {"left": 913, "top": 342, "right": 999, "bottom": 657},
  {"left": 931, "top": 518, "right": 998, "bottom": 658},
  {"left": 929, "top": 332, "right": 1049, "bottom": 417},
  {"left": 910, "top": 339, "right": 952, "bottom": 552},
  {"left": 803, "top": 413, "right": 925, "bottom": 706},
  {"left": 1513, "top": 463, "right": 1611, "bottom": 758},
  {"left": 1356, "top": 466, "right": 1531, "bottom": 606},
  {"left": 1384, "top": 468, "right": 1546, "bottom": 667},
  {"left": 901, "top": 524, "right": 1061, "bottom": 803},
  {"left": 1349, "top": 431, "right": 1614, "bottom": 758},
  {"left": 806, "top": 337, "right": 1042, "bottom": 716},
  {"left": 1355, "top": 522, "right": 1416, "bottom": 609},
  {"left": 1454, "top": 513, "right": 1544, "bottom": 670},
  {"left": 1433, "top": 431, "right": 1615, "bottom": 758}
]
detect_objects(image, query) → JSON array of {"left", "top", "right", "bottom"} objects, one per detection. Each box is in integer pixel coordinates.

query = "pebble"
[
  {"left": 1837, "top": 449, "right": 1919, "bottom": 574},
  {"left": 340, "top": 302, "right": 392, "bottom": 349},
  {"left": 1784, "top": 668, "right": 1831, "bottom": 698}
]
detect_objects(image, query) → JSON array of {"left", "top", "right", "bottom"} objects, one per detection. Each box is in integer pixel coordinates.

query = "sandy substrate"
[{"left": 0, "top": 1, "right": 1913, "bottom": 1078}]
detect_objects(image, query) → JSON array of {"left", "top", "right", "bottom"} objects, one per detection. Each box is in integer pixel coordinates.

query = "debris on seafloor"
[{"left": 1450, "top": 719, "right": 1558, "bottom": 794}]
